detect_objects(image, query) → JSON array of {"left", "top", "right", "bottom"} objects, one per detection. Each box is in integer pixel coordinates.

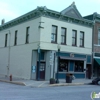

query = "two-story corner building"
[
  {"left": 0, "top": 2, "right": 93, "bottom": 80},
  {"left": 84, "top": 13, "right": 100, "bottom": 77}
]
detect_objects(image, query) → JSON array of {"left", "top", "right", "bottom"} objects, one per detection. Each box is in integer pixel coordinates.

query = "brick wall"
[
  {"left": 93, "top": 22, "right": 100, "bottom": 53},
  {"left": 94, "top": 46, "right": 100, "bottom": 53},
  {"left": 94, "top": 22, "right": 100, "bottom": 44}
]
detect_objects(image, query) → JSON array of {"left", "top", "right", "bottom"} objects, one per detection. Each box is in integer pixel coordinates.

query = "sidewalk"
[{"left": 0, "top": 75, "right": 92, "bottom": 88}]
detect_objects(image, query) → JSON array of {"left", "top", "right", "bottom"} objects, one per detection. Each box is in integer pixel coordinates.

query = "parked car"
[{"left": 92, "top": 77, "right": 100, "bottom": 85}]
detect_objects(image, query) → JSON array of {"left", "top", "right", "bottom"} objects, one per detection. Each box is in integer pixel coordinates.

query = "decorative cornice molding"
[
  {"left": 0, "top": 6, "right": 93, "bottom": 31},
  {"left": 93, "top": 12, "right": 100, "bottom": 21}
]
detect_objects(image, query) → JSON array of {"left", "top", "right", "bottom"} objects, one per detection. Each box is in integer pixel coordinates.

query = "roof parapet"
[{"left": 71, "top": 1, "right": 75, "bottom": 6}]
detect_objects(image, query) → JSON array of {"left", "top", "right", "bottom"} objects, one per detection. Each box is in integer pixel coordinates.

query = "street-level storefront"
[
  {"left": 93, "top": 53, "right": 100, "bottom": 77},
  {"left": 56, "top": 52, "right": 92, "bottom": 79}
]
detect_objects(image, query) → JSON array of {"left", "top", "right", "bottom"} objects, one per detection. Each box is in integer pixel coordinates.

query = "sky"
[{"left": 0, "top": 0, "right": 100, "bottom": 23}]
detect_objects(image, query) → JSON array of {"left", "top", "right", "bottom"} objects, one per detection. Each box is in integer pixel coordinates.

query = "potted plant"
[{"left": 50, "top": 78, "right": 55, "bottom": 84}]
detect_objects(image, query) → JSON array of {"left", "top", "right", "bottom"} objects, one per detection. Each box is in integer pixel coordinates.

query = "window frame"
[
  {"left": 80, "top": 31, "right": 84, "bottom": 47},
  {"left": 51, "top": 25, "right": 57, "bottom": 43},
  {"left": 14, "top": 30, "right": 18, "bottom": 46},
  {"left": 72, "top": 30, "right": 77, "bottom": 46},
  {"left": 26, "top": 27, "right": 30, "bottom": 44},
  {"left": 74, "top": 61, "right": 84, "bottom": 72},
  {"left": 59, "top": 60, "right": 68, "bottom": 72},
  {"left": 61, "top": 27, "right": 66, "bottom": 44},
  {"left": 5, "top": 34, "right": 8, "bottom": 47}
]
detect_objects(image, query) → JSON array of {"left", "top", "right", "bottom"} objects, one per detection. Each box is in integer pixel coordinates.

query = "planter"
[{"left": 50, "top": 78, "right": 55, "bottom": 84}]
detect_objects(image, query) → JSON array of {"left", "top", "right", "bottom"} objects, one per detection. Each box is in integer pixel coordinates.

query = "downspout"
[
  {"left": 92, "top": 14, "right": 95, "bottom": 78},
  {"left": 7, "top": 30, "right": 11, "bottom": 77}
]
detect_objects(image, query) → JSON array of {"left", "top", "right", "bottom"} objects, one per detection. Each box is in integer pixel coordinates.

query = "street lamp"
[
  {"left": 37, "top": 43, "right": 41, "bottom": 81},
  {"left": 56, "top": 44, "right": 61, "bottom": 83}
]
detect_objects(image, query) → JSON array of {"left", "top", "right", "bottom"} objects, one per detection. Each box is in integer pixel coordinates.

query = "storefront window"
[
  {"left": 74, "top": 61, "right": 84, "bottom": 72},
  {"left": 59, "top": 60, "right": 68, "bottom": 72}
]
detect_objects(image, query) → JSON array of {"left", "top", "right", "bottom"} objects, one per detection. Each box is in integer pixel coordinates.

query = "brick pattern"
[
  {"left": 93, "top": 22, "right": 100, "bottom": 53},
  {"left": 94, "top": 46, "right": 100, "bottom": 53},
  {"left": 94, "top": 22, "right": 100, "bottom": 44}
]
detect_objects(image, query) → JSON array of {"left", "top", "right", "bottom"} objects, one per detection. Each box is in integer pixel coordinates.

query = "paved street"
[{"left": 0, "top": 82, "right": 99, "bottom": 100}]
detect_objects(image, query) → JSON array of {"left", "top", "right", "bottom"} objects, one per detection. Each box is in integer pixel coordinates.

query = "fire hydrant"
[{"left": 9, "top": 74, "right": 12, "bottom": 81}]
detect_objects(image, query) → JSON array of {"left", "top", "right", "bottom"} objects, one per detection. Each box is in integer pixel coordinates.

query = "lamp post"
[
  {"left": 37, "top": 43, "right": 41, "bottom": 81},
  {"left": 56, "top": 44, "right": 61, "bottom": 83}
]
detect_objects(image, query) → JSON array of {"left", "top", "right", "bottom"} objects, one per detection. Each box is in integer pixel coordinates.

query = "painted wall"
[
  {"left": 40, "top": 17, "right": 92, "bottom": 55},
  {"left": 0, "top": 17, "right": 41, "bottom": 79},
  {"left": 0, "top": 16, "right": 92, "bottom": 80},
  {"left": 0, "top": 17, "right": 41, "bottom": 48},
  {"left": 0, "top": 48, "right": 8, "bottom": 76},
  {"left": 45, "top": 51, "right": 51, "bottom": 80},
  {"left": 30, "top": 50, "right": 37, "bottom": 80}
]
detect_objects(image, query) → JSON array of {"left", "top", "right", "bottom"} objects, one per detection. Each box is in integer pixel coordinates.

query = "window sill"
[
  {"left": 25, "top": 42, "right": 29, "bottom": 44},
  {"left": 80, "top": 46, "right": 84, "bottom": 48},
  {"left": 72, "top": 45, "right": 77, "bottom": 47},
  {"left": 61, "top": 43, "right": 67, "bottom": 45},
  {"left": 51, "top": 41, "right": 57, "bottom": 44}
]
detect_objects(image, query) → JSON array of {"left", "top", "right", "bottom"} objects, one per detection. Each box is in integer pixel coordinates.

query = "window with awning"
[{"left": 94, "top": 58, "right": 100, "bottom": 65}]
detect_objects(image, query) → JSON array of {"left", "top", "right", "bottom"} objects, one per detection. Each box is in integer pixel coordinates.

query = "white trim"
[
  {"left": 60, "top": 57, "right": 86, "bottom": 61},
  {"left": 94, "top": 44, "right": 100, "bottom": 46},
  {"left": 94, "top": 57, "right": 100, "bottom": 59}
]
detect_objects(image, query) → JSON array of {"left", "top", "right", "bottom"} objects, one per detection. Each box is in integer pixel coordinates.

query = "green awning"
[{"left": 94, "top": 58, "right": 100, "bottom": 65}]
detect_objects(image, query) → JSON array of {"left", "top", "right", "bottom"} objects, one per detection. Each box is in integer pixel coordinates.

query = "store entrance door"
[
  {"left": 86, "top": 64, "right": 91, "bottom": 79},
  {"left": 37, "top": 62, "right": 45, "bottom": 80}
]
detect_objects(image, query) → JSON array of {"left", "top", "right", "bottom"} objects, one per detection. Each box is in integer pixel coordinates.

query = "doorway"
[
  {"left": 86, "top": 64, "right": 91, "bottom": 79},
  {"left": 37, "top": 62, "right": 45, "bottom": 80}
]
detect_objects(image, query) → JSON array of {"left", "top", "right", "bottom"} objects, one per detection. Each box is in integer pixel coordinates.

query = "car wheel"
[{"left": 98, "top": 81, "right": 100, "bottom": 85}]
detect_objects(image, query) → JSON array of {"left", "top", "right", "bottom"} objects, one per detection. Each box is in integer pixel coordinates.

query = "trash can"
[{"left": 66, "top": 74, "right": 72, "bottom": 83}]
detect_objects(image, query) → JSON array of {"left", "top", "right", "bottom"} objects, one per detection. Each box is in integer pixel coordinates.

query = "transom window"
[
  {"left": 61, "top": 27, "right": 66, "bottom": 44},
  {"left": 51, "top": 25, "right": 57, "bottom": 43},
  {"left": 72, "top": 30, "right": 77, "bottom": 46},
  {"left": 80, "top": 31, "right": 84, "bottom": 47},
  {"left": 98, "top": 29, "right": 100, "bottom": 45}
]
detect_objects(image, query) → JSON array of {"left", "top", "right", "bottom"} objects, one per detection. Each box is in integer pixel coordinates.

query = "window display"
[
  {"left": 59, "top": 60, "right": 68, "bottom": 72},
  {"left": 74, "top": 61, "right": 84, "bottom": 72}
]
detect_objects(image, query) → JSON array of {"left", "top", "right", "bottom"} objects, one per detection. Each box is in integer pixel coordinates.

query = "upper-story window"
[
  {"left": 14, "top": 30, "right": 18, "bottom": 46},
  {"left": 80, "top": 31, "right": 84, "bottom": 47},
  {"left": 72, "top": 30, "right": 77, "bottom": 46},
  {"left": 5, "top": 34, "right": 8, "bottom": 47},
  {"left": 51, "top": 25, "right": 57, "bottom": 43},
  {"left": 61, "top": 27, "right": 66, "bottom": 44},
  {"left": 98, "top": 29, "right": 100, "bottom": 45},
  {"left": 26, "top": 27, "right": 30, "bottom": 43}
]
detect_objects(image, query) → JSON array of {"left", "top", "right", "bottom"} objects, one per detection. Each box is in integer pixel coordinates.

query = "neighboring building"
[
  {"left": 0, "top": 2, "right": 93, "bottom": 80},
  {"left": 84, "top": 13, "right": 100, "bottom": 77}
]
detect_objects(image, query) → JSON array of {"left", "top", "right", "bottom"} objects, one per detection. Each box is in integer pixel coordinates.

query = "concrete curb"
[
  {"left": 49, "top": 83, "right": 85, "bottom": 87},
  {"left": 0, "top": 79, "right": 26, "bottom": 86},
  {"left": 31, "top": 83, "right": 87, "bottom": 88},
  {"left": 0, "top": 79, "right": 91, "bottom": 88}
]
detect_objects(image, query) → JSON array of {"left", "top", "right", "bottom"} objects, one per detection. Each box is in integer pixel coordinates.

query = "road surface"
[{"left": 0, "top": 82, "right": 99, "bottom": 100}]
